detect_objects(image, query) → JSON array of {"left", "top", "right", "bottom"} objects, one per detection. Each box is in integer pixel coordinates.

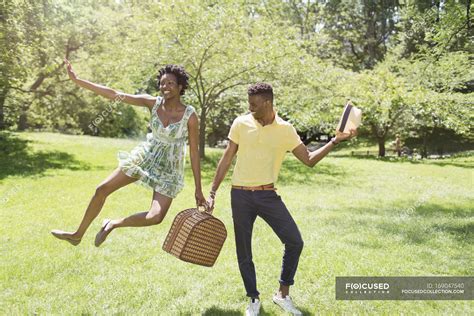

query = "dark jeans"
[{"left": 231, "top": 188, "right": 304, "bottom": 298}]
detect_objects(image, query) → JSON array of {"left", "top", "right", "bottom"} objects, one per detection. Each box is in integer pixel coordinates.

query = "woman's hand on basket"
[{"left": 195, "top": 189, "right": 208, "bottom": 210}]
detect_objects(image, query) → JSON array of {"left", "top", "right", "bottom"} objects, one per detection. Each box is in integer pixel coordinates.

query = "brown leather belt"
[{"left": 231, "top": 183, "right": 276, "bottom": 191}]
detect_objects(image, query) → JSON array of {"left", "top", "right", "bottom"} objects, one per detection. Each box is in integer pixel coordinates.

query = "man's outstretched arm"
[
  {"left": 207, "top": 140, "right": 239, "bottom": 210},
  {"left": 292, "top": 129, "right": 357, "bottom": 168}
]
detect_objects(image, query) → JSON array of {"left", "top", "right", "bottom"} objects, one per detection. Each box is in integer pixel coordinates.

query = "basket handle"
[{"left": 197, "top": 204, "right": 213, "bottom": 215}]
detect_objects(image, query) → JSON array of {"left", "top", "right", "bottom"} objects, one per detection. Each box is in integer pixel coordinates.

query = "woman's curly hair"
[{"left": 157, "top": 64, "right": 189, "bottom": 96}]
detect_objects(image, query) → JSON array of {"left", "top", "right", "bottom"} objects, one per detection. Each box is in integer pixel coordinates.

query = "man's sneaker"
[
  {"left": 272, "top": 293, "right": 302, "bottom": 315},
  {"left": 246, "top": 298, "right": 261, "bottom": 316}
]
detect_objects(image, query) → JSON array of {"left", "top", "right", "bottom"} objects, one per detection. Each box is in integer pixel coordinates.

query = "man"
[
  {"left": 395, "top": 134, "right": 402, "bottom": 157},
  {"left": 207, "top": 83, "right": 356, "bottom": 315}
]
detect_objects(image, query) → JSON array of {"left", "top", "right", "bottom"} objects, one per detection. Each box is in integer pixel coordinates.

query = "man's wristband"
[
  {"left": 330, "top": 137, "right": 339, "bottom": 146},
  {"left": 210, "top": 190, "right": 217, "bottom": 198}
]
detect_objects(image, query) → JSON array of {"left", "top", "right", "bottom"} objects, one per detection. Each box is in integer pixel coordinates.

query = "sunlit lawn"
[{"left": 0, "top": 132, "right": 472, "bottom": 315}]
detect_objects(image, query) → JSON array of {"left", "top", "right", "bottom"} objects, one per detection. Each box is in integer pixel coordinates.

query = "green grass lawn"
[{"left": 1, "top": 132, "right": 473, "bottom": 315}]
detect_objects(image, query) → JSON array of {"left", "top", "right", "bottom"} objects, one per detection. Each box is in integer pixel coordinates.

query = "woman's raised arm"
[{"left": 65, "top": 58, "right": 156, "bottom": 109}]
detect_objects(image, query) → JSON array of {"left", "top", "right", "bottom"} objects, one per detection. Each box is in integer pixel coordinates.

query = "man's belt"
[{"left": 231, "top": 183, "right": 276, "bottom": 191}]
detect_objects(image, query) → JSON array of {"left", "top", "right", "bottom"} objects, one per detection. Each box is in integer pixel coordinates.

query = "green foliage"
[
  {"left": 395, "top": 0, "right": 472, "bottom": 57},
  {"left": 1, "top": 0, "right": 472, "bottom": 156},
  {"left": 1, "top": 0, "right": 148, "bottom": 135},
  {"left": 206, "top": 95, "right": 245, "bottom": 147}
]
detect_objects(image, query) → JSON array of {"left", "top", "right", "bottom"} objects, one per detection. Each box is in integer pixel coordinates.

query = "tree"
[
  {"left": 0, "top": 0, "right": 28, "bottom": 129},
  {"left": 2, "top": 1, "right": 151, "bottom": 136},
  {"left": 1, "top": 0, "right": 471, "bottom": 155},
  {"left": 144, "top": 0, "right": 302, "bottom": 157},
  {"left": 1, "top": 1, "right": 105, "bottom": 130}
]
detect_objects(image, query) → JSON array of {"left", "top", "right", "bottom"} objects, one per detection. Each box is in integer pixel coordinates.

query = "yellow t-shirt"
[{"left": 228, "top": 112, "right": 302, "bottom": 186}]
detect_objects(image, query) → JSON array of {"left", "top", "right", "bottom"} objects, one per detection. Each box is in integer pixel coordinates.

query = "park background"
[{"left": 1, "top": 0, "right": 473, "bottom": 314}]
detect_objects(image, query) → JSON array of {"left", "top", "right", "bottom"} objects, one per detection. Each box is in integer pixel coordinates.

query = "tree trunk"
[
  {"left": 377, "top": 137, "right": 386, "bottom": 157},
  {"left": 199, "top": 107, "right": 207, "bottom": 158},
  {"left": 364, "top": 0, "right": 377, "bottom": 69},
  {"left": 435, "top": 0, "right": 440, "bottom": 23},
  {"left": 421, "top": 132, "right": 428, "bottom": 159},
  {"left": 370, "top": 122, "right": 386, "bottom": 157},
  {"left": 18, "top": 111, "right": 28, "bottom": 131},
  {"left": 0, "top": 88, "right": 6, "bottom": 130},
  {"left": 467, "top": 0, "right": 471, "bottom": 32}
]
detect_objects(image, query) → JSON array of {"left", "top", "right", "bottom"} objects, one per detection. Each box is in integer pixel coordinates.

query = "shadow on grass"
[
  {"left": 375, "top": 219, "right": 473, "bottom": 245},
  {"left": 202, "top": 306, "right": 241, "bottom": 316},
  {"left": 327, "top": 203, "right": 473, "bottom": 247},
  {"left": 263, "top": 305, "right": 313, "bottom": 315},
  {"left": 415, "top": 203, "right": 472, "bottom": 218},
  {"left": 0, "top": 132, "right": 91, "bottom": 179},
  {"left": 203, "top": 305, "right": 313, "bottom": 316},
  {"left": 431, "top": 221, "right": 474, "bottom": 243},
  {"left": 331, "top": 154, "right": 473, "bottom": 169}
]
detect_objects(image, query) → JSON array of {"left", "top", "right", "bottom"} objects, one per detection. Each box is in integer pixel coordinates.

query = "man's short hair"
[{"left": 247, "top": 83, "right": 273, "bottom": 102}]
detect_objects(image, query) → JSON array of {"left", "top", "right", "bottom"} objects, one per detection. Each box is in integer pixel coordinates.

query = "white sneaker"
[
  {"left": 272, "top": 293, "right": 302, "bottom": 315},
  {"left": 245, "top": 298, "right": 261, "bottom": 316}
]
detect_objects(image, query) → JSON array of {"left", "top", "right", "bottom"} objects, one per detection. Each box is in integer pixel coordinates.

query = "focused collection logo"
[
  {"left": 336, "top": 276, "right": 472, "bottom": 300},
  {"left": 345, "top": 282, "right": 390, "bottom": 294}
]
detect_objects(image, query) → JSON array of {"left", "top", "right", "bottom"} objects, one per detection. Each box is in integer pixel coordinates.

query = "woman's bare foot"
[
  {"left": 50, "top": 230, "right": 82, "bottom": 246},
  {"left": 94, "top": 219, "right": 114, "bottom": 247}
]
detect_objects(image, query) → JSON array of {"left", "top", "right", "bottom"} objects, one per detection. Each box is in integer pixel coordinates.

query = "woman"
[{"left": 51, "top": 59, "right": 206, "bottom": 247}]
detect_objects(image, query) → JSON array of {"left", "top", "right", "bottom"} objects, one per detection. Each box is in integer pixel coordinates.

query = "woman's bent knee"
[{"left": 95, "top": 185, "right": 111, "bottom": 199}]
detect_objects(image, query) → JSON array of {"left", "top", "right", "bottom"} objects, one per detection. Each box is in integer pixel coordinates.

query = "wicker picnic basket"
[{"left": 162, "top": 207, "right": 227, "bottom": 267}]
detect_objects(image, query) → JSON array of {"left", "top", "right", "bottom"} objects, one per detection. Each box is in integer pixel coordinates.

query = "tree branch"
[
  {"left": 206, "top": 52, "right": 288, "bottom": 99},
  {"left": 348, "top": 40, "right": 362, "bottom": 60},
  {"left": 205, "top": 81, "right": 248, "bottom": 114},
  {"left": 29, "top": 38, "right": 84, "bottom": 92}
]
